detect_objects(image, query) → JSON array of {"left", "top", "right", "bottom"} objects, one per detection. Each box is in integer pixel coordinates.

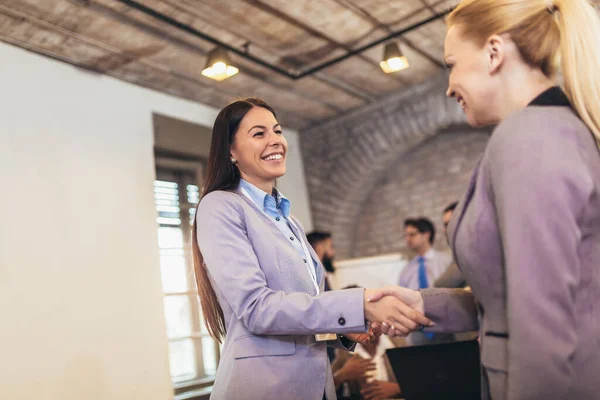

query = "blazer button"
[
  {"left": 276, "top": 217, "right": 280, "bottom": 221},
  {"left": 303, "top": 259, "right": 307, "bottom": 263},
  {"left": 290, "top": 237, "right": 294, "bottom": 241},
  {"left": 338, "top": 317, "right": 346, "bottom": 326}
]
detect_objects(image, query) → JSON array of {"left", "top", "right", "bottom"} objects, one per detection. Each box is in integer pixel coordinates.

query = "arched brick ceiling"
[{"left": 301, "top": 73, "right": 467, "bottom": 258}]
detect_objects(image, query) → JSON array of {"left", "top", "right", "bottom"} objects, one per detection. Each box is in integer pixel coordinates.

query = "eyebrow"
[{"left": 247, "top": 124, "right": 281, "bottom": 133}]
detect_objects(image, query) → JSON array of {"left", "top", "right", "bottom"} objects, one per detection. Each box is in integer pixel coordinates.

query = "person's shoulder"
[
  {"left": 200, "top": 189, "right": 239, "bottom": 205},
  {"left": 198, "top": 190, "right": 245, "bottom": 217},
  {"left": 489, "top": 106, "right": 582, "bottom": 151}
]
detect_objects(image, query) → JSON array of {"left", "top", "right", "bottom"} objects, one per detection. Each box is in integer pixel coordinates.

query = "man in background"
[
  {"left": 399, "top": 218, "right": 453, "bottom": 344},
  {"left": 399, "top": 218, "right": 452, "bottom": 290},
  {"left": 307, "top": 231, "right": 336, "bottom": 292},
  {"left": 434, "top": 202, "right": 467, "bottom": 288}
]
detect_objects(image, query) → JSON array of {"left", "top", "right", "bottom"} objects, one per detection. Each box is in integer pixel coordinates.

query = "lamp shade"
[
  {"left": 380, "top": 42, "right": 409, "bottom": 73},
  {"left": 202, "top": 47, "right": 239, "bottom": 81}
]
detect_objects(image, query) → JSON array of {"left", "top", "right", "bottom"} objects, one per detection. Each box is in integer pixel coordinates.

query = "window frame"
[{"left": 155, "top": 157, "right": 220, "bottom": 388}]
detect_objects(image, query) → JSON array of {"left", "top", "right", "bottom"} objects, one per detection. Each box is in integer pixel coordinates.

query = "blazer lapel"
[
  {"left": 236, "top": 188, "right": 322, "bottom": 292},
  {"left": 449, "top": 158, "right": 482, "bottom": 264}
]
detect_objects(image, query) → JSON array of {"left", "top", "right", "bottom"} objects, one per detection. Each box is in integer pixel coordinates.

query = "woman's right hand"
[{"left": 363, "top": 287, "right": 433, "bottom": 336}]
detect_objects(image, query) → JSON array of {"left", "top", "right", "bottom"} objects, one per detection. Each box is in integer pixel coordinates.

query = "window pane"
[
  {"left": 155, "top": 198, "right": 179, "bottom": 207},
  {"left": 154, "top": 186, "right": 179, "bottom": 195},
  {"left": 187, "top": 184, "right": 200, "bottom": 204},
  {"left": 154, "top": 192, "right": 179, "bottom": 201},
  {"left": 156, "top": 205, "right": 181, "bottom": 213},
  {"left": 155, "top": 180, "right": 178, "bottom": 189},
  {"left": 158, "top": 227, "right": 184, "bottom": 249},
  {"left": 158, "top": 211, "right": 181, "bottom": 220},
  {"left": 160, "top": 254, "right": 188, "bottom": 293},
  {"left": 168, "top": 339, "right": 197, "bottom": 382},
  {"left": 157, "top": 217, "right": 182, "bottom": 226},
  {"left": 200, "top": 337, "right": 217, "bottom": 377},
  {"left": 161, "top": 248, "right": 184, "bottom": 257},
  {"left": 164, "top": 295, "right": 193, "bottom": 338},
  {"left": 189, "top": 208, "right": 196, "bottom": 225}
]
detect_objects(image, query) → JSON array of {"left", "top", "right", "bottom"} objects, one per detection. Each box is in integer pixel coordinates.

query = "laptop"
[{"left": 386, "top": 339, "right": 481, "bottom": 400}]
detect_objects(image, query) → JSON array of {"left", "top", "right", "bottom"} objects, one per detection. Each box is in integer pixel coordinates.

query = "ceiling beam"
[
  {"left": 77, "top": 0, "right": 344, "bottom": 115},
  {"left": 154, "top": 0, "right": 376, "bottom": 102},
  {"left": 240, "top": 0, "right": 408, "bottom": 85},
  {"left": 335, "top": 0, "right": 446, "bottom": 70},
  {"left": 0, "top": 4, "right": 316, "bottom": 128}
]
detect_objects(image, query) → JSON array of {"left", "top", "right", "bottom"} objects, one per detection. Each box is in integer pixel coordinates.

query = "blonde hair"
[{"left": 448, "top": 0, "right": 600, "bottom": 143}]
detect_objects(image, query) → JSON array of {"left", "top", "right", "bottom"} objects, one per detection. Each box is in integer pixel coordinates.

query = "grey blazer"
[
  {"left": 422, "top": 105, "right": 600, "bottom": 400},
  {"left": 196, "top": 188, "right": 367, "bottom": 400}
]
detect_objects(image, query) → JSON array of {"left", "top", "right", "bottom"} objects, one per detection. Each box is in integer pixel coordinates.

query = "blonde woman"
[{"left": 372, "top": 1, "right": 600, "bottom": 399}]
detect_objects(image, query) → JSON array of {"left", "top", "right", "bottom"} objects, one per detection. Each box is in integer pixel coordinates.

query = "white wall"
[
  {"left": 330, "top": 254, "right": 408, "bottom": 290},
  {"left": 0, "top": 42, "right": 312, "bottom": 399}
]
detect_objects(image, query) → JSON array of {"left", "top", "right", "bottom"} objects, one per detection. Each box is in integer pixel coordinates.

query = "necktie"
[
  {"left": 418, "top": 256, "right": 429, "bottom": 289},
  {"left": 418, "top": 256, "right": 435, "bottom": 339}
]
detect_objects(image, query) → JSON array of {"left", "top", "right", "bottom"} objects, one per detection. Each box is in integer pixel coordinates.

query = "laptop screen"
[{"left": 386, "top": 339, "right": 481, "bottom": 400}]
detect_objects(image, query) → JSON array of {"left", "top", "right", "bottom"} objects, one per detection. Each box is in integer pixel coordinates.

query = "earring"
[{"left": 231, "top": 157, "right": 237, "bottom": 164}]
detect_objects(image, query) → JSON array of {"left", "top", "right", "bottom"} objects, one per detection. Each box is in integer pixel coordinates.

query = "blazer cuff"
[{"left": 329, "top": 287, "right": 368, "bottom": 333}]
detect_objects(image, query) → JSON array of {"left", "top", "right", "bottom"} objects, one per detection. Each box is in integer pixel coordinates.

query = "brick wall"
[
  {"left": 300, "top": 73, "right": 490, "bottom": 259},
  {"left": 355, "top": 129, "right": 489, "bottom": 257}
]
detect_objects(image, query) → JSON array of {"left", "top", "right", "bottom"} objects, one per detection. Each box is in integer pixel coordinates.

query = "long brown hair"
[
  {"left": 447, "top": 0, "right": 600, "bottom": 143},
  {"left": 192, "top": 98, "right": 276, "bottom": 342}
]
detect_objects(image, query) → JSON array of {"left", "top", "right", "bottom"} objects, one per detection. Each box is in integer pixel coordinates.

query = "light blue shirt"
[
  {"left": 239, "top": 180, "right": 316, "bottom": 271},
  {"left": 398, "top": 248, "right": 452, "bottom": 290}
]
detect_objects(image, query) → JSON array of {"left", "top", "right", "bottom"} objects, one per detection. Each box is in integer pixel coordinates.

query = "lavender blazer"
[
  {"left": 422, "top": 104, "right": 600, "bottom": 400},
  {"left": 196, "top": 188, "right": 367, "bottom": 400}
]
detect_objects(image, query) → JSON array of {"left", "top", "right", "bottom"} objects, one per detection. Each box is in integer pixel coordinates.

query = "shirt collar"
[
  {"left": 239, "top": 179, "right": 291, "bottom": 217},
  {"left": 529, "top": 86, "right": 571, "bottom": 108},
  {"left": 417, "top": 248, "right": 435, "bottom": 261}
]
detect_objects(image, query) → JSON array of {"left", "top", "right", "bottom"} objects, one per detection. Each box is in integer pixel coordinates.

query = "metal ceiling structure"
[{"left": 0, "top": 0, "right": 460, "bottom": 129}]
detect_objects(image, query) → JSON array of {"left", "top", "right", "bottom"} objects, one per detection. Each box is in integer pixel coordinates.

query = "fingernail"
[
  {"left": 367, "top": 297, "right": 372, "bottom": 302},
  {"left": 429, "top": 322, "right": 436, "bottom": 327}
]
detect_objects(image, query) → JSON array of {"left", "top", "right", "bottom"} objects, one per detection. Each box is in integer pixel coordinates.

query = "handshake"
[{"left": 346, "top": 286, "right": 435, "bottom": 346}]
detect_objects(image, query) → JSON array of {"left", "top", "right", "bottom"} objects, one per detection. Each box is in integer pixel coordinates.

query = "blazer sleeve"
[
  {"left": 486, "top": 111, "right": 593, "bottom": 400},
  {"left": 196, "top": 192, "right": 367, "bottom": 336},
  {"left": 421, "top": 288, "right": 479, "bottom": 333}
]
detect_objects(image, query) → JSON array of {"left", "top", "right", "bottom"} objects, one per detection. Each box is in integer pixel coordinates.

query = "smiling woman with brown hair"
[{"left": 191, "top": 97, "right": 432, "bottom": 400}]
